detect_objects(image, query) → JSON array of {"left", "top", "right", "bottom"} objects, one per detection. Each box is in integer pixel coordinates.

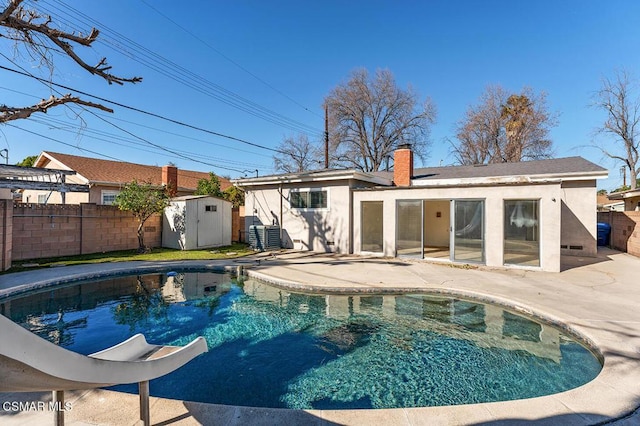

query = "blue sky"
[{"left": 1, "top": 0, "right": 639, "bottom": 190}]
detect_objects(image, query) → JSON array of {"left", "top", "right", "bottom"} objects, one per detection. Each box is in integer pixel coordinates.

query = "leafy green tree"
[
  {"left": 223, "top": 185, "right": 245, "bottom": 208},
  {"left": 16, "top": 155, "right": 37, "bottom": 167},
  {"left": 611, "top": 179, "right": 640, "bottom": 193},
  {"left": 195, "top": 172, "right": 223, "bottom": 197},
  {"left": 115, "top": 180, "right": 170, "bottom": 252}
]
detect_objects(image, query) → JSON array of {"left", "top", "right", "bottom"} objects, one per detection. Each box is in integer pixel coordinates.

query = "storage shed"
[{"left": 163, "top": 195, "right": 232, "bottom": 250}]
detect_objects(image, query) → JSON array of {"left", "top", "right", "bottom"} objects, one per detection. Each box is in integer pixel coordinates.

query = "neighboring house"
[
  {"left": 597, "top": 194, "right": 625, "bottom": 212},
  {"left": 606, "top": 189, "right": 640, "bottom": 212},
  {"left": 234, "top": 145, "right": 608, "bottom": 272},
  {"left": 22, "top": 151, "right": 231, "bottom": 205}
]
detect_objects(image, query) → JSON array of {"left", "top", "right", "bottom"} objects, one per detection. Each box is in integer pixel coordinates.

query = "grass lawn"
[{"left": 4, "top": 243, "right": 254, "bottom": 274}]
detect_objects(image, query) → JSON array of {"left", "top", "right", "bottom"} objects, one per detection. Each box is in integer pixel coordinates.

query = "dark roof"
[{"left": 373, "top": 156, "right": 607, "bottom": 181}]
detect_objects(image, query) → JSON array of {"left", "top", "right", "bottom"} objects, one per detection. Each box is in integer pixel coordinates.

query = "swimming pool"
[{"left": 0, "top": 270, "right": 602, "bottom": 409}]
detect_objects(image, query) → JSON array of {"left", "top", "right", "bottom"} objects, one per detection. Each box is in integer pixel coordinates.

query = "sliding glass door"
[
  {"left": 395, "top": 199, "right": 485, "bottom": 264},
  {"left": 396, "top": 200, "right": 422, "bottom": 257},
  {"left": 361, "top": 201, "right": 384, "bottom": 252},
  {"left": 453, "top": 200, "right": 484, "bottom": 263},
  {"left": 504, "top": 200, "right": 539, "bottom": 266}
]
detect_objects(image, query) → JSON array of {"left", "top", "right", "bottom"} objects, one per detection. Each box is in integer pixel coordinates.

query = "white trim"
[
  {"left": 101, "top": 190, "right": 120, "bottom": 205},
  {"left": 234, "top": 170, "right": 391, "bottom": 187},
  {"left": 289, "top": 187, "right": 330, "bottom": 211},
  {"left": 411, "top": 173, "right": 608, "bottom": 187}
]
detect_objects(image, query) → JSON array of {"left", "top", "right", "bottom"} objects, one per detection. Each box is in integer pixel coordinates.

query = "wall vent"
[{"left": 569, "top": 245, "right": 583, "bottom": 250}]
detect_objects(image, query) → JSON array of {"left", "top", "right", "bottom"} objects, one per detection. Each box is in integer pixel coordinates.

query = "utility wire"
[
  {"left": 139, "top": 0, "right": 322, "bottom": 119},
  {"left": 0, "top": 63, "right": 288, "bottom": 155},
  {"left": 0, "top": 84, "right": 273, "bottom": 159},
  {"left": 0, "top": 55, "right": 248, "bottom": 173},
  {"left": 7, "top": 124, "right": 123, "bottom": 161},
  {"left": 38, "top": 0, "right": 323, "bottom": 136},
  {"left": 28, "top": 115, "right": 270, "bottom": 169}
]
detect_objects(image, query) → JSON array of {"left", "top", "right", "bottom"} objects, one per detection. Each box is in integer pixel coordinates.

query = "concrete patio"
[{"left": 1, "top": 247, "right": 639, "bottom": 425}]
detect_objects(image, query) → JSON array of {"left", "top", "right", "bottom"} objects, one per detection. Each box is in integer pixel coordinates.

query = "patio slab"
[{"left": 0, "top": 247, "right": 639, "bottom": 425}]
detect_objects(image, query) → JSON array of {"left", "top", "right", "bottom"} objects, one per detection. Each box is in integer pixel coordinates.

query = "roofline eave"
[{"left": 232, "top": 170, "right": 392, "bottom": 187}]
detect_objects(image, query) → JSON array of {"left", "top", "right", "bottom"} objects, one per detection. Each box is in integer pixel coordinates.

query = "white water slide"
[{"left": 0, "top": 313, "right": 207, "bottom": 426}]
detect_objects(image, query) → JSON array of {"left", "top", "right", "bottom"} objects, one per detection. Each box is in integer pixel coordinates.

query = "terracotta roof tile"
[{"left": 39, "top": 151, "right": 231, "bottom": 191}]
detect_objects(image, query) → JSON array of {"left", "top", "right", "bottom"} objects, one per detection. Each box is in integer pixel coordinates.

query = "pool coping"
[{"left": 1, "top": 251, "right": 639, "bottom": 425}]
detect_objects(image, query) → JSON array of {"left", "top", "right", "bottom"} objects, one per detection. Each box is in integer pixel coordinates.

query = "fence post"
[{"left": 1, "top": 200, "right": 12, "bottom": 271}]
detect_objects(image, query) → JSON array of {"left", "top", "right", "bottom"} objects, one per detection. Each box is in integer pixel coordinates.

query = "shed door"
[{"left": 197, "top": 199, "right": 222, "bottom": 247}]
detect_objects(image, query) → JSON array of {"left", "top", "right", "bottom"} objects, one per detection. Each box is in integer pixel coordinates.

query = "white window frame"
[
  {"left": 37, "top": 194, "right": 47, "bottom": 204},
  {"left": 101, "top": 190, "right": 120, "bottom": 205},
  {"left": 289, "top": 188, "right": 330, "bottom": 211}
]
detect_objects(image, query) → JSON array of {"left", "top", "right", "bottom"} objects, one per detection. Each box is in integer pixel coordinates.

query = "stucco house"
[
  {"left": 234, "top": 145, "right": 608, "bottom": 272},
  {"left": 607, "top": 188, "right": 640, "bottom": 211},
  {"left": 23, "top": 151, "right": 231, "bottom": 205}
]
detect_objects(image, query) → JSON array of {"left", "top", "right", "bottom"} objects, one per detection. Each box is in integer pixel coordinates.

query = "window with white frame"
[
  {"left": 290, "top": 189, "right": 328, "bottom": 209},
  {"left": 101, "top": 190, "right": 120, "bottom": 205},
  {"left": 37, "top": 194, "right": 47, "bottom": 204}
]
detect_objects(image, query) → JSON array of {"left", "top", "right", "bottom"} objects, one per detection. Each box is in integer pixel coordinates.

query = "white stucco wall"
[
  {"left": 245, "top": 177, "right": 599, "bottom": 272},
  {"left": 244, "top": 180, "right": 361, "bottom": 253},
  {"left": 353, "top": 182, "right": 565, "bottom": 272},
  {"left": 560, "top": 180, "right": 599, "bottom": 257}
]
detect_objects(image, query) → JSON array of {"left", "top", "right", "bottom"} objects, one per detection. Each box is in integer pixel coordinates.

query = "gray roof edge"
[{"left": 232, "top": 169, "right": 392, "bottom": 186}]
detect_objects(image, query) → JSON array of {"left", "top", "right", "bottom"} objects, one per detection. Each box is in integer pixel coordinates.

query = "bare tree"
[
  {"left": 451, "top": 85, "right": 556, "bottom": 165},
  {"left": 593, "top": 70, "right": 640, "bottom": 190},
  {"left": 452, "top": 85, "right": 505, "bottom": 165},
  {"left": 0, "top": 0, "right": 141, "bottom": 123},
  {"left": 272, "top": 134, "right": 322, "bottom": 173},
  {"left": 324, "top": 68, "right": 436, "bottom": 172}
]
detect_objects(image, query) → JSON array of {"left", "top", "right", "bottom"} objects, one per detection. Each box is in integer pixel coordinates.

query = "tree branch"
[
  {"left": 0, "top": 94, "right": 113, "bottom": 122},
  {"left": 0, "top": 1, "right": 141, "bottom": 85}
]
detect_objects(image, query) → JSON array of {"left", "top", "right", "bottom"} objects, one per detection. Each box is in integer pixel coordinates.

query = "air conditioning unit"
[{"left": 249, "top": 225, "right": 280, "bottom": 251}]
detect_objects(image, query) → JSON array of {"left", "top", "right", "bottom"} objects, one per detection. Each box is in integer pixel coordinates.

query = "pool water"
[{"left": 0, "top": 271, "right": 602, "bottom": 409}]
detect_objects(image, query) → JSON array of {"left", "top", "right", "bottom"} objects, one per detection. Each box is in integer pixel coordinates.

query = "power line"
[
  {"left": 138, "top": 0, "right": 322, "bottom": 119},
  {"left": 0, "top": 56, "right": 250, "bottom": 173},
  {"left": 0, "top": 84, "right": 273, "bottom": 159},
  {"left": 7, "top": 124, "right": 123, "bottom": 161},
  {"left": 0, "top": 63, "right": 288, "bottom": 155},
  {"left": 37, "top": 0, "right": 323, "bottom": 137},
  {"left": 28, "top": 115, "right": 271, "bottom": 169}
]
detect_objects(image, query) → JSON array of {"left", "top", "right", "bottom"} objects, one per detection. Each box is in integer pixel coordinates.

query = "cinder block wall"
[
  {"left": 597, "top": 211, "right": 640, "bottom": 257},
  {"left": 11, "top": 203, "right": 162, "bottom": 261},
  {"left": 1, "top": 200, "right": 12, "bottom": 270}
]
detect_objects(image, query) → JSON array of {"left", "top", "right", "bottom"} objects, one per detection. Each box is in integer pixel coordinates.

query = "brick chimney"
[
  {"left": 393, "top": 144, "right": 413, "bottom": 187},
  {"left": 162, "top": 165, "right": 178, "bottom": 196}
]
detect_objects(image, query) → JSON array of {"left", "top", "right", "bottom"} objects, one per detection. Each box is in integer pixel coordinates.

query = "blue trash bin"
[{"left": 597, "top": 222, "right": 611, "bottom": 246}]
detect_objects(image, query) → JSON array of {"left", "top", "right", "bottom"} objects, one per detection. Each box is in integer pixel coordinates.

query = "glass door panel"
[
  {"left": 453, "top": 200, "right": 484, "bottom": 263},
  {"left": 397, "top": 200, "right": 422, "bottom": 257},
  {"left": 361, "top": 201, "right": 384, "bottom": 252},
  {"left": 504, "top": 200, "right": 540, "bottom": 266}
]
